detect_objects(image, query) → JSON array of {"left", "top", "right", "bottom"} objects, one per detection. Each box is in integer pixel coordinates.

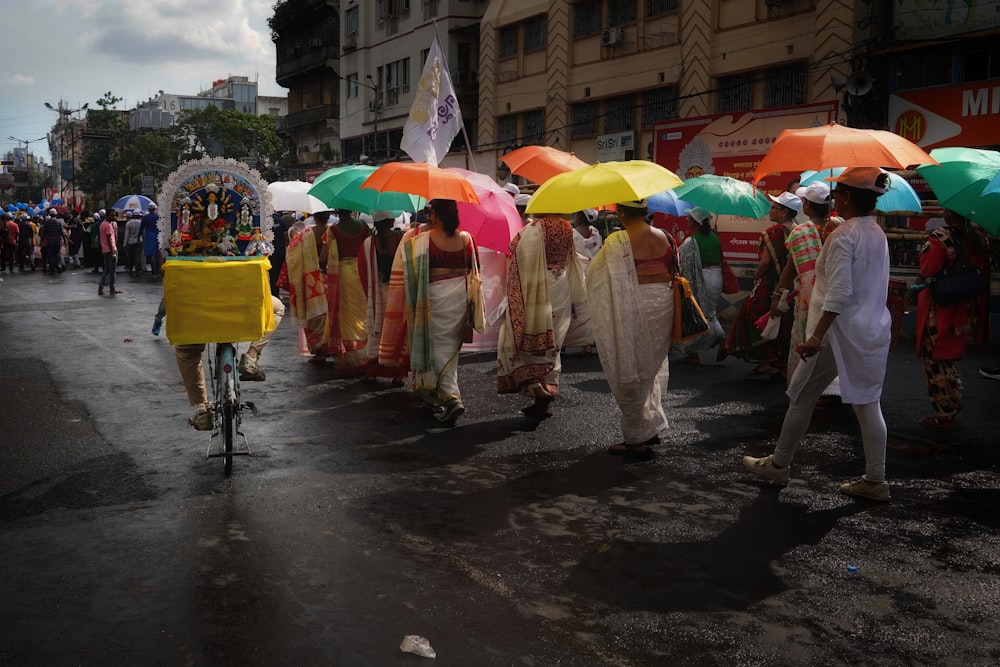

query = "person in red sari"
[
  {"left": 722, "top": 191, "right": 797, "bottom": 378},
  {"left": 913, "top": 208, "right": 991, "bottom": 429}
]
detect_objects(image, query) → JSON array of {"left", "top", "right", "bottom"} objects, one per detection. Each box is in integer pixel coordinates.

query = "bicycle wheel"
[{"left": 222, "top": 403, "right": 234, "bottom": 476}]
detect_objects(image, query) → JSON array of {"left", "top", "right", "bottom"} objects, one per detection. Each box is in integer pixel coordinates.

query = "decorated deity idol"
[
  {"left": 218, "top": 233, "right": 238, "bottom": 255},
  {"left": 178, "top": 197, "right": 192, "bottom": 241},
  {"left": 205, "top": 183, "right": 220, "bottom": 221},
  {"left": 244, "top": 227, "right": 274, "bottom": 256},
  {"left": 236, "top": 200, "right": 254, "bottom": 241}
]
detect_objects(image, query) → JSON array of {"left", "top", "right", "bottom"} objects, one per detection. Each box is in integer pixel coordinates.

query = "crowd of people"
[
  {"left": 0, "top": 205, "right": 163, "bottom": 285},
  {"left": 191, "top": 166, "right": 987, "bottom": 503},
  {"left": 6, "top": 165, "right": 992, "bottom": 502}
]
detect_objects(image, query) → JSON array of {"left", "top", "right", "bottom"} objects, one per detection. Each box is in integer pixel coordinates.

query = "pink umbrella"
[{"left": 448, "top": 167, "right": 524, "bottom": 256}]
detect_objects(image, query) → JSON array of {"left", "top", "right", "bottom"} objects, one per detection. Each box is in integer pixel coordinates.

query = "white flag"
[{"left": 400, "top": 35, "right": 463, "bottom": 166}]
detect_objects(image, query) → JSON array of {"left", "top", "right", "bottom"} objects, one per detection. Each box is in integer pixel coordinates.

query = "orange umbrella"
[
  {"left": 361, "top": 161, "right": 480, "bottom": 204},
  {"left": 751, "top": 123, "right": 937, "bottom": 184},
  {"left": 501, "top": 145, "right": 589, "bottom": 184}
]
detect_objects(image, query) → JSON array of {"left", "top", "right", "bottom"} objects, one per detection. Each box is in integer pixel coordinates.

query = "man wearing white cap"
[
  {"left": 743, "top": 166, "right": 893, "bottom": 502},
  {"left": 572, "top": 209, "right": 603, "bottom": 259},
  {"left": 770, "top": 182, "right": 832, "bottom": 383},
  {"left": 502, "top": 182, "right": 520, "bottom": 197}
]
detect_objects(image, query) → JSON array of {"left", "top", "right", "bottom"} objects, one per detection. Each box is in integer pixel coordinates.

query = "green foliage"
[{"left": 171, "top": 106, "right": 288, "bottom": 171}]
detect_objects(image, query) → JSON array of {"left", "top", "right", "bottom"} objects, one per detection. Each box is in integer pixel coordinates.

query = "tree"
[{"left": 171, "top": 106, "right": 288, "bottom": 178}]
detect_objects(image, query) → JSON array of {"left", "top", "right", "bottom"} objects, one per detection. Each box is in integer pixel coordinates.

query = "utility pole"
[{"left": 44, "top": 101, "right": 88, "bottom": 206}]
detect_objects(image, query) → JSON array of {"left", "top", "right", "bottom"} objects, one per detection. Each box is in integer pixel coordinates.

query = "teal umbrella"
[
  {"left": 915, "top": 147, "right": 1000, "bottom": 234},
  {"left": 800, "top": 168, "right": 923, "bottom": 213},
  {"left": 671, "top": 174, "right": 770, "bottom": 219},
  {"left": 309, "top": 165, "right": 424, "bottom": 214}
]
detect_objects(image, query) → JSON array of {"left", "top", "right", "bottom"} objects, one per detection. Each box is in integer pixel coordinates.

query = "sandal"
[
  {"left": 607, "top": 435, "right": 659, "bottom": 456},
  {"left": 918, "top": 415, "right": 959, "bottom": 430}
]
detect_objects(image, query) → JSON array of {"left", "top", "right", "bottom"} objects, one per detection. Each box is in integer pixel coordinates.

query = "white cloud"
[{"left": 7, "top": 74, "right": 35, "bottom": 86}]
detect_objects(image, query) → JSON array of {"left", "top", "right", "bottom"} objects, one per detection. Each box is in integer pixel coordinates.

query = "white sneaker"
[
  {"left": 839, "top": 477, "right": 891, "bottom": 502},
  {"left": 435, "top": 400, "right": 465, "bottom": 423},
  {"left": 742, "top": 455, "right": 790, "bottom": 484}
]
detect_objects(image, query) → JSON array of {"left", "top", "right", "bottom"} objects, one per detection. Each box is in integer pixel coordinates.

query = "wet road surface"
[{"left": 1, "top": 267, "right": 998, "bottom": 665}]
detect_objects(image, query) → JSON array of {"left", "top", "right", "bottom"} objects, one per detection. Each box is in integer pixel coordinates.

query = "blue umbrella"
[
  {"left": 647, "top": 190, "right": 694, "bottom": 216},
  {"left": 111, "top": 194, "right": 154, "bottom": 213},
  {"left": 800, "top": 168, "right": 922, "bottom": 213}
]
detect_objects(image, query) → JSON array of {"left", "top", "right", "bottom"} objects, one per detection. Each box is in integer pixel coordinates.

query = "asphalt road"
[{"left": 1, "top": 266, "right": 998, "bottom": 666}]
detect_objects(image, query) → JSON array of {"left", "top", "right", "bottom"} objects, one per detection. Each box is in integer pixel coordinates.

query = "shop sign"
[{"left": 889, "top": 82, "right": 1000, "bottom": 149}]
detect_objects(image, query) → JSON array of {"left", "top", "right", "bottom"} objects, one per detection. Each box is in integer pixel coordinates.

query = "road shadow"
[
  {"left": 564, "top": 486, "right": 866, "bottom": 612},
  {"left": 356, "top": 451, "right": 640, "bottom": 538}
]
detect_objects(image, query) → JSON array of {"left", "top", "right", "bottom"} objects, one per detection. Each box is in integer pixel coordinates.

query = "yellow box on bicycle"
[{"left": 163, "top": 257, "right": 275, "bottom": 345}]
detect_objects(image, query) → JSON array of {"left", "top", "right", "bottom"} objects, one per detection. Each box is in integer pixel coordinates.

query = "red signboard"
[
  {"left": 889, "top": 82, "right": 1000, "bottom": 149},
  {"left": 652, "top": 102, "right": 840, "bottom": 261}
]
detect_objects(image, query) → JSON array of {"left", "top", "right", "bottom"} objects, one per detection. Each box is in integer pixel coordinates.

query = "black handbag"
[
  {"left": 929, "top": 234, "right": 988, "bottom": 306},
  {"left": 673, "top": 276, "right": 710, "bottom": 342}
]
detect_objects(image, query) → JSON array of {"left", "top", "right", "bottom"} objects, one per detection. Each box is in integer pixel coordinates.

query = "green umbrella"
[
  {"left": 309, "top": 165, "right": 425, "bottom": 215},
  {"left": 671, "top": 174, "right": 771, "bottom": 219},
  {"left": 915, "top": 147, "right": 1000, "bottom": 234}
]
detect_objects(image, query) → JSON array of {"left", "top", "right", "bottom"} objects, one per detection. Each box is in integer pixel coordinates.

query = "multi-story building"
[
  {"left": 272, "top": 0, "right": 343, "bottom": 179},
  {"left": 337, "top": 0, "right": 485, "bottom": 169}
]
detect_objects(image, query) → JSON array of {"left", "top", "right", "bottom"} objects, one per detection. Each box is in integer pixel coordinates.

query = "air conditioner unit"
[{"left": 601, "top": 27, "right": 623, "bottom": 47}]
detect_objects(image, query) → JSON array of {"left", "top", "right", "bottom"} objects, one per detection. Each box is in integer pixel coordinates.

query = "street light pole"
[{"left": 6, "top": 135, "right": 47, "bottom": 202}]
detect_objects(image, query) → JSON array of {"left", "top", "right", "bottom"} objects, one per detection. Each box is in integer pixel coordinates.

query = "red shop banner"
[{"left": 889, "top": 82, "right": 1000, "bottom": 150}]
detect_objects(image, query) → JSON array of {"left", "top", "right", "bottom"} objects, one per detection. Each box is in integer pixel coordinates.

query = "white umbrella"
[{"left": 267, "top": 181, "right": 329, "bottom": 214}]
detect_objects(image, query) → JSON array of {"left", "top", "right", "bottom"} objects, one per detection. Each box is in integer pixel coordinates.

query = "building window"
[
  {"left": 609, "top": 0, "right": 637, "bottom": 26},
  {"left": 384, "top": 58, "right": 410, "bottom": 106},
  {"left": 573, "top": 0, "right": 601, "bottom": 37},
  {"left": 522, "top": 110, "right": 544, "bottom": 143},
  {"left": 524, "top": 15, "right": 547, "bottom": 52},
  {"left": 345, "top": 7, "right": 359, "bottom": 36},
  {"left": 499, "top": 25, "right": 518, "bottom": 59},
  {"left": 603, "top": 94, "right": 635, "bottom": 133},
  {"left": 716, "top": 72, "right": 752, "bottom": 113},
  {"left": 571, "top": 101, "right": 598, "bottom": 138},
  {"left": 422, "top": 0, "right": 440, "bottom": 21},
  {"left": 497, "top": 115, "right": 517, "bottom": 145},
  {"left": 347, "top": 73, "right": 359, "bottom": 99},
  {"left": 895, "top": 45, "right": 954, "bottom": 91},
  {"left": 646, "top": 0, "right": 678, "bottom": 17},
  {"left": 765, "top": 63, "right": 806, "bottom": 108},
  {"left": 377, "top": 0, "right": 410, "bottom": 21},
  {"left": 420, "top": 48, "right": 430, "bottom": 68},
  {"left": 642, "top": 86, "right": 677, "bottom": 127}
]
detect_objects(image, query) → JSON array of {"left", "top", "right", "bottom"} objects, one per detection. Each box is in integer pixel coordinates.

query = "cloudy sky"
[{"left": 1, "top": 0, "right": 285, "bottom": 163}]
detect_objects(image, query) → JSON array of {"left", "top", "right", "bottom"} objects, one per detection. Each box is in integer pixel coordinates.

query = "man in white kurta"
[{"left": 742, "top": 167, "right": 893, "bottom": 501}]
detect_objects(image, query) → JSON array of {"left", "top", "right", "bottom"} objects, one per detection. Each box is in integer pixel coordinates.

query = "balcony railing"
[
  {"left": 276, "top": 44, "right": 341, "bottom": 83},
  {"left": 276, "top": 104, "right": 338, "bottom": 132}
]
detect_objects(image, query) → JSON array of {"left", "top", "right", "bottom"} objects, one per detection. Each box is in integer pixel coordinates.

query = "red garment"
[
  {"left": 916, "top": 226, "right": 991, "bottom": 360},
  {"left": 330, "top": 223, "right": 368, "bottom": 257},
  {"left": 5, "top": 220, "right": 19, "bottom": 244}
]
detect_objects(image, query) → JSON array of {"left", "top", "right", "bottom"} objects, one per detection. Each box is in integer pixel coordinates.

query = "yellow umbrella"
[{"left": 525, "top": 160, "right": 683, "bottom": 214}]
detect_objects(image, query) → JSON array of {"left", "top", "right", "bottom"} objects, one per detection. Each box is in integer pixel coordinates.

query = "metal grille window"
[
  {"left": 603, "top": 94, "right": 635, "bottom": 133},
  {"left": 764, "top": 63, "right": 806, "bottom": 108},
  {"left": 345, "top": 7, "right": 359, "bottom": 36},
  {"left": 571, "top": 102, "right": 598, "bottom": 138},
  {"left": 422, "top": 0, "right": 439, "bottom": 20},
  {"left": 385, "top": 58, "right": 410, "bottom": 106},
  {"left": 524, "top": 15, "right": 547, "bottom": 52},
  {"left": 497, "top": 115, "right": 517, "bottom": 146},
  {"left": 642, "top": 86, "right": 677, "bottom": 127},
  {"left": 573, "top": 0, "right": 600, "bottom": 37},
  {"left": 716, "top": 73, "right": 752, "bottom": 113},
  {"left": 499, "top": 25, "right": 518, "bottom": 59},
  {"left": 646, "top": 0, "right": 678, "bottom": 16},
  {"left": 522, "top": 110, "right": 544, "bottom": 143},
  {"left": 609, "top": 0, "right": 637, "bottom": 26}
]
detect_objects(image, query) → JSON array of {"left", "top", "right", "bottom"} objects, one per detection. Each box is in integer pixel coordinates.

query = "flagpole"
[{"left": 431, "top": 20, "right": 477, "bottom": 172}]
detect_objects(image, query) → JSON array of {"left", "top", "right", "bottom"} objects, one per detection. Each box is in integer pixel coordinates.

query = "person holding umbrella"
[
  {"left": 742, "top": 167, "right": 894, "bottom": 502},
  {"left": 402, "top": 198, "right": 485, "bottom": 424},
  {"left": 673, "top": 207, "right": 726, "bottom": 364},
  {"left": 911, "top": 208, "right": 991, "bottom": 430},
  {"left": 497, "top": 207, "right": 585, "bottom": 419}
]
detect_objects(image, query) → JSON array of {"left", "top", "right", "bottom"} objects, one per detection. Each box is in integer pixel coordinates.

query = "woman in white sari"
[
  {"left": 402, "top": 199, "right": 485, "bottom": 424},
  {"left": 587, "top": 199, "right": 676, "bottom": 462}
]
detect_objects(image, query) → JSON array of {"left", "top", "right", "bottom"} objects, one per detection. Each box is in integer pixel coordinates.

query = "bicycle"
[{"left": 205, "top": 341, "right": 258, "bottom": 476}]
